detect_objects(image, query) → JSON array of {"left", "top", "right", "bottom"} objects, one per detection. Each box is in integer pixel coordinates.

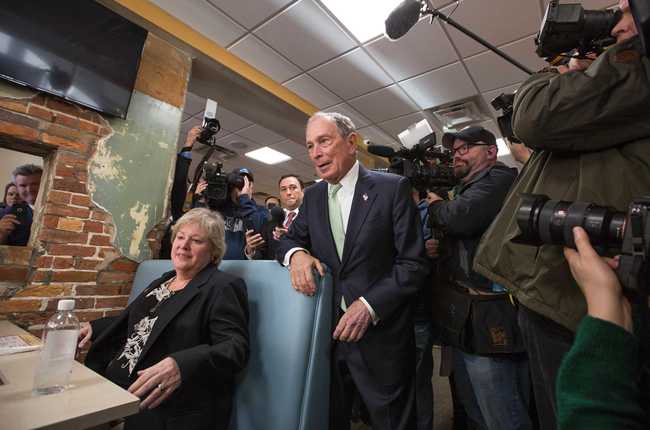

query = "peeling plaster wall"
[{"left": 89, "top": 90, "right": 181, "bottom": 261}]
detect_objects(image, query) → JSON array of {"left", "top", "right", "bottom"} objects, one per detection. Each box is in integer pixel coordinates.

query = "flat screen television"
[{"left": 0, "top": 0, "right": 148, "bottom": 119}]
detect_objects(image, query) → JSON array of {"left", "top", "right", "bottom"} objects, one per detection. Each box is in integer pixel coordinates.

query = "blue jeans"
[
  {"left": 414, "top": 321, "right": 434, "bottom": 430},
  {"left": 453, "top": 349, "right": 532, "bottom": 430}
]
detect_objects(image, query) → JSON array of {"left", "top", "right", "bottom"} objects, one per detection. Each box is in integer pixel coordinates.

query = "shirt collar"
[{"left": 329, "top": 160, "right": 359, "bottom": 194}]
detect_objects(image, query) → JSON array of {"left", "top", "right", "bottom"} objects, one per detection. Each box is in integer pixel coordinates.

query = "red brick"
[
  {"left": 45, "top": 98, "right": 81, "bottom": 117},
  {"left": 57, "top": 218, "right": 84, "bottom": 233},
  {"left": 98, "top": 247, "right": 118, "bottom": 259},
  {"left": 45, "top": 297, "right": 94, "bottom": 311},
  {"left": 46, "top": 190, "right": 72, "bottom": 205},
  {"left": 42, "top": 122, "right": 80, "bottom": 140},
  {"left": 98, "top": 271, "right": 134, "bottom": 284},
  {"left": 75, "top": 310, "right": 105, "bottom": 322},
  {"left": 76, "top": 285, "right": 122, "bottom": 296},
  {"left": 38, "top": 228, "right": 88, "bottom": 244},
  {"left": 95, "top": 296, "right": 129, "bottom": 309},
  {"left": 72, "top": 195, "right": 92, "bottom": 207},
  {"left": 79, "top": 120, "right": 100, "bottom": 134},
  {"left": 55, "top": 152, "right": 87, "bottom": 168},
  {"left": 31, "top": 270, "right": 52, "bottom": 282},
  {"left": 90, "top": 211, "right": 109, "bottom": 222},
  {"left": 45, "top": 203, "right": 90, "bottom": 219},
  {"left": 89, "top": 234, "right": 111, "bottom": 246},
  {"left": 0, "top": 120, "right": 39, "bottom": 141},
  {"left": 83, "top": 220, "right": 104, "bottom": 233},
  {"left": 0, "top": 299, "right": 42, "bottom": 313},
  {"left": 53, "top": 257, "right": 74, "bottom": 269},
  {"left": 104, "top": 224, "right": 115, "bottom": 236},
  {"left": 0, "top": 246, "right": 32, "bottom": 265},
  {"left": 15, "top": 284, "right": 71, "bottom": 297},
  {"left": 47, "top": 244, "right": 96, "bottom": 257},
  {"left": 35, "top": 255, "right": 54, "bottom": 268},
  {"left": 50, "top": 271, "right": 97, "bottom": 282},
  {"left": 0, "top": 266, "right": 29, "bottom": 281},
  {"left": 109, "top": 258, "right": 138, "bottom": 272},
  {"left": 27, "top": 103, "right": 52, "bottom": 121},
  {"left": 11, "top": 312, "right": 48, "bottom": 328},
  {"left": 41, "top": 133, "right": 88, "bottom": 153},
  {"left": 0, "top": 99, "right": 29, "bottom": 114},
  {"left": 52, "top": 178, "right": 86, "bottom": 194},
  {"left": 75, "top": 258, "right": 102, "bottom": 271},
  {"left": 53, "top": 113, "right": 79, "bottom": 129}
]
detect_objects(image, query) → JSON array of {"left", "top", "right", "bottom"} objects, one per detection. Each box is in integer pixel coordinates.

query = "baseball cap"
[
  {"left": 442, "top": 126, "right": 497, "bottom": 150},
  {"left": 233, "top": 167, "right": 254, "bottom": 182}
]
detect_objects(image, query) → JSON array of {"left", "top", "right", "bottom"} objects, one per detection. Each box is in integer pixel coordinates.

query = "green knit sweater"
[{"left": 557, "top": 316, "right": 646, "bottom": 429}]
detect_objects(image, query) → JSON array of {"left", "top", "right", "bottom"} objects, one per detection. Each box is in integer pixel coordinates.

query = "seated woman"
[
  {"left": 78, "top": 208, "right": 250, "bottom": 429},
  {"left": 1, "top": 183, "right": 20, "bottom": 210}
]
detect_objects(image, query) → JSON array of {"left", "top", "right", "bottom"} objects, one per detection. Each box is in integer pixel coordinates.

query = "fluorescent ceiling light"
[
  {"left": 320, "top": 0, "right": 405, "bottom": 43},
  {"left": 496, "top": 138, "right": 511, "bottom": 156},
  {"left": 245, "top": 147, "right": 292, "bottom": 165}
]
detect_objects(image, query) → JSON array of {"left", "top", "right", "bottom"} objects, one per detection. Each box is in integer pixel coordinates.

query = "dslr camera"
[
  {"left": 515, "top": 194, "right": 650, "bottom": 292},
  {"left": 491, "top": 93, "right": 519, "bottom": 144}
]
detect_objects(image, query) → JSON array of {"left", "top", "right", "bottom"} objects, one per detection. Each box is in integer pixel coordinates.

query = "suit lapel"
[
  {"left": 341, "top": 167, "right": 376, "bottom": 267},
  {"left": 135, "top": 265, "right": 215, "bottom": 368}
]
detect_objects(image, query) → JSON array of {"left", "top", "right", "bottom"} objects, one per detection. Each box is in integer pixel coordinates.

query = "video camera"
[
  {"left": 515, "top": 193, "right": 650, "bottom": 293},
  {"left": 368, "top": 133, "right": 457, "bottom": 193},
  {"left": 490, "top": 93, "right": 519, "bottom": 144},
  {"left": 201, "top": 162, "right": 244, "bottom": 209},
  {"left": 536, "top": 0, "right": 650, "bottom": 60}
]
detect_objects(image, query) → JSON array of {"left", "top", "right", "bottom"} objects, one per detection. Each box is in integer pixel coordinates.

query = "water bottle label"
[{"left": 42, "top": 330, "right": 79, "bottom": 361}]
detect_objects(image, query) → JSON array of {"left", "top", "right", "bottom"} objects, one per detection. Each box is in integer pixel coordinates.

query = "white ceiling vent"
[{"left": 428, "top": 97, "right": 491, "bottom": 131}]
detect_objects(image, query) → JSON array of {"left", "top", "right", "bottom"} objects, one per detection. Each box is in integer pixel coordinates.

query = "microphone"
[
  {"left": 270, "top": 206, "right": 285, "bottom": 227},
  {"left": 367, "top": 144, "right": 397, "bottom": 158},
  {"left": 385, "top": 0, "right": 423, "bottom": 41}
]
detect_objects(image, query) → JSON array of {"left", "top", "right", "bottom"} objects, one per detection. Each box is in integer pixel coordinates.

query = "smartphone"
[{"left": 8, "top": 203, "right": 29, "bottom": 225}]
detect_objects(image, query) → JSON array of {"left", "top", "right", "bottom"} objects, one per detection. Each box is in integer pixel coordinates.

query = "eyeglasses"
[{"left": 452, "top": 142, "right": 490, "bottom": 156}]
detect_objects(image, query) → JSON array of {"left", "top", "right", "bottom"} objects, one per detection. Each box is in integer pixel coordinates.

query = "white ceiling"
[{"left": 162, "top": 0, "right": 616, "bottom": 195}]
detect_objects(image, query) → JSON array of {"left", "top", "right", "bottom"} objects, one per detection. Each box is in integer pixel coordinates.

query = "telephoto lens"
[{"left": 515, "top": 194, "right": 626, "bottom": 249}]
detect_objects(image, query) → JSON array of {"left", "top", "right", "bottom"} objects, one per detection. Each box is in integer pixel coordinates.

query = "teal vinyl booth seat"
[{"left": 128, "top": 260, "right": 333, "bottom": 430}]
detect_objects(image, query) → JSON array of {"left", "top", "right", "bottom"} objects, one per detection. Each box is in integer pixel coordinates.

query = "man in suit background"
[
  {"left": 277, "top": 112, "right": 428, "bottom": 430},
  {"left": 245, "top": 174, "right": 304, "bottom": 260}
]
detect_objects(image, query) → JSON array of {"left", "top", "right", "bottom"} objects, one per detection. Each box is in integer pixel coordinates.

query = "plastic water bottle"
[{"left": 33, "top": 299, "right": 80, "bottom": 395}]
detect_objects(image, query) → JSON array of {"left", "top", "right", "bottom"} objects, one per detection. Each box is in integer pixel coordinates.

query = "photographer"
[
  {"left": 428, "top": 127, "right": 530, "bottom": 430},
  {"left": 473, "top": 2, "right": 650, "bottom": 428},
  {"left": 557, "top": 226, "right": 646, "bottom": 428}
]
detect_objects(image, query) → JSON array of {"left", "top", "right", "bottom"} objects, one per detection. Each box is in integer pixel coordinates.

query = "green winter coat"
[{"left": 473, "top": 37, "right": 650, "bottom": 331}]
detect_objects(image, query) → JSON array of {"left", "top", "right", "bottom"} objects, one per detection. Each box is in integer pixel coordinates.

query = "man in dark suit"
[
  {"left": 0, "top": 164, "right": 42, "bottom": 246},
  {"left": 245, "top": 174, "right": 304, "bottom": 260},
  {"left": 277, "top": 112, "right": 428, "bottom": 430}
]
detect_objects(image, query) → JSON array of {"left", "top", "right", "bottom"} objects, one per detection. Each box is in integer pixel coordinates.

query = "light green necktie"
[{"left": 328, "top": 183, "right": 345, "bottom": 259}]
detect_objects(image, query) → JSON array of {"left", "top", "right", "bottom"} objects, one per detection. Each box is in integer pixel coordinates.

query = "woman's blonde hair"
[{"left": 171, "top": 208, "right": 226, "bottom": 264}]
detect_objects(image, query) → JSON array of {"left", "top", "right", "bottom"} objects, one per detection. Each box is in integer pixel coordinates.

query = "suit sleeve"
[
  {"left": 170, "top": 278, "right": 250, "bottom": 383},
  {"left": 276, "top": 191, "right": 312, "bottom": 263},
  {"left": 363, "top": 177, "right": 428, "bottom": 319}
]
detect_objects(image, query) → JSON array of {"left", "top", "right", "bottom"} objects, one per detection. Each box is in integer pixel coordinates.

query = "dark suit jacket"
[
  {"left": 277, "top": 166, "right": 428, "bottom": 385},
  {"left": 85, "top": 264, "right": 249, "bottom": 430}
]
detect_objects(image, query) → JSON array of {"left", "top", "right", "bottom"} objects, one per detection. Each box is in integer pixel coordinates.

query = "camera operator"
[
  {"left": 428, "top": 126, "right": 530, "bottom": 430},
  {"left": 557, "top": 226, "right": 645, "bottom": 428},
  {"left": 473, "top": 2, "right": 650, "bottom": 428}
]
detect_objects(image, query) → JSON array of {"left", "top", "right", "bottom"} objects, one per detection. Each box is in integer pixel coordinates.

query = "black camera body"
[
  {"left": 202, "top": 162, "right": 245, "bottom": 209},
  {"left": 491, "top": 93, "right": 519, "bottom": 144},
  {"left": 515, "top": 193, "right": 650, "bottom": 292},
  {"left": 196, "top": 118, "right": 221, "bottom": 146}
]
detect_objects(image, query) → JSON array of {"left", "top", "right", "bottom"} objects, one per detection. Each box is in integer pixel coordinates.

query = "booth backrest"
[{"left": 128, "top": 260, "right": 332, "bottom": 430}]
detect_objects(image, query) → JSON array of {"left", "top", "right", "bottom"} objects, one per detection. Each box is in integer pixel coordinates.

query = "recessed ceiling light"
[
  {"left": 245, "top": 146, "right": 292, "bottom": 165},
  {"left": 320, "top": 0, "right": 404, "bottom": 43}
]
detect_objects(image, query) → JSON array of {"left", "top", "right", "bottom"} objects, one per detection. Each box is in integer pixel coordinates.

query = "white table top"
[{"left": 0, "top": 320, "right": 140, "bottom": 430}]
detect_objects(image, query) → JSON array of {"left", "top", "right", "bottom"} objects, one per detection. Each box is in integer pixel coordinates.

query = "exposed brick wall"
[{"left": 0, "top": 94, "right": 139, "bottom": 334}]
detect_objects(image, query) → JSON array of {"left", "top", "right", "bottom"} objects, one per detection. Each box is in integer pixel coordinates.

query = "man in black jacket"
[{"left": 427, "top": 127, "right": 531, "bottom": 430}]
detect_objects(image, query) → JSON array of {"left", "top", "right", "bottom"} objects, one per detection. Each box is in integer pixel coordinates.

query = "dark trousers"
[
  {"left": 330, "top": 341, "right": 417, "bottom": 430},
  {"left": 517, "top": 305, "right": 574, "bottom": 430},
  {"left": 414, "top": 320, "right": 434, "bottom": 430}
]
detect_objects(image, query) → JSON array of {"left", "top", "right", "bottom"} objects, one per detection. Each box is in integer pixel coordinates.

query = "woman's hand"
[
  {"left": 564, "top": 226, "right": 632, "bottom": 333},
  {"left": 78, "top": 322, "right": 92, "bottom": 349},
  {"left": 128, "top": 357, "right": 182, "bottom": 410}
]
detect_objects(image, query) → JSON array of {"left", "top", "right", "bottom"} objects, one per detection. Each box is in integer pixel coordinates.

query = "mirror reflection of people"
[
  {"left": 0, "top": 164, "right": 42, "bottom": 246},
  {"left": 79, "top": 208, "right": 250, "bottom": 429},
  {"left": 557, "top": 227, "right": 643, "bottom": 429},
  {"left": 1, "top": 183, "right": 21, "bottom": 209}
]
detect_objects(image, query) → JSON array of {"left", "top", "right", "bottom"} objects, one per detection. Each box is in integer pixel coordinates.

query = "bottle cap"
[{"left": 57, "top": 299, "right": 75, "bottom": 311}]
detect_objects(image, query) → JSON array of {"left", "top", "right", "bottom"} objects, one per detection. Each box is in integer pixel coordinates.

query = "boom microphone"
[
  {"left": 385, "top": 0, "right": 423, "bottom": 41},
  {"left": 270, "top": 205, "right": 285, "bottom": 227},
  {"left": 367, "top": 144, "right": 397, "bottom": 158}
]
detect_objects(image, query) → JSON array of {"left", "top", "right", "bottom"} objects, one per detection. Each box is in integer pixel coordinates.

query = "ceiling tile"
[
  {"left": 400, "top": 62, "right": 477, "bottom": 109},
  {"left": 151, "top": 0, "right": 246, "bottom": 47},
  {"left": 464, "top": 36, "right": 547, "bottom": 92},
  {"left": 214, "top": 132, "right": 261, "bottom": 155},
  {"left": 283, "top": 74, "right": 342, "bottom": 108},
  {"left": 377, "top": 113, "right": 427, "bottom": 139},
  {"left": 310, "top": 49, "right": 393, "bottom": 100},
  {"left": 217, "top": 107, "right": 254, "bottom": 132},
  {"left": 541, "top": 0, "right": 617, "bottom": 10},
  {"left": 207, "top": 0, "right": 294, "bottom": 29},
  {"left": 358, "top": 126, "right": 399, "bottom": 147},
  {"left": 254, "top": 0, "right": 356, "bottom": 70},
  {"left": 269, "top": 139, "right": 307, "bottom": 158},
  {"left": 236, "top": 124, "right": 286, "bottom": 145},
  {"left": 183, "top": 91, "right": 206, "bottom": 117},
  {"left": 481, "top": 83, "right": 523, "bottom": 118},
  {"left": 441, "top": 0, "right": 541, "bottom": 57},
  {"left": 228, "top": 35, "right": 301, "bottom": 83},
  {"left": 326, "top": 103, "right": 371, "bottom": 128},
  {"left": 365, "top": 18, "right": 459, "bottom": 81},
  {"left": 348, "top": 85, "right": 419, "bottom": 123}
]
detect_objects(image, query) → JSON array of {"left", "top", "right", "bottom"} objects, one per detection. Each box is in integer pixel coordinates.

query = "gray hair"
[
  {"left": 171, "top": 208, "right": 226, "bottom": 264},
  {"left": 12, "top": 164, "right": 42, "bottom": 182},
  {"left": 308, "top": 112, "right": 357, "bottom": 138}
]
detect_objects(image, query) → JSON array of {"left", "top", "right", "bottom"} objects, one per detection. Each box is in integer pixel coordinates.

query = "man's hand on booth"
[
  {"left": 289, "top": 251, "right": 325, "bottom": 296},
  {"left": 129, "top": 356, "right": 182, "bottom": 410},
  {"left": 333, "top": 300, "right": 371, "bottom": 342}
]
